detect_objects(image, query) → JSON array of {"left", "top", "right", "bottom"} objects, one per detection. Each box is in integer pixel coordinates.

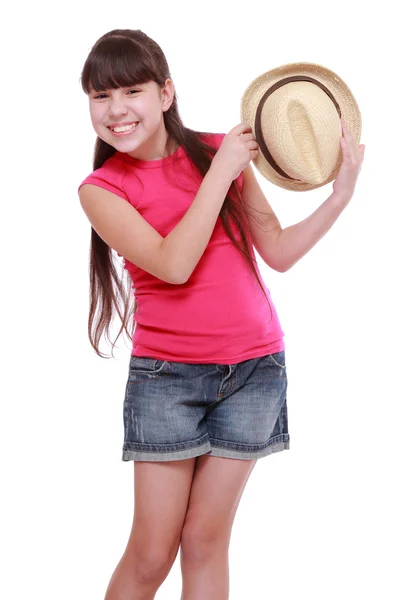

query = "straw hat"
[{"left": 240, "top": 62, "right": 362, "bottom": 191}]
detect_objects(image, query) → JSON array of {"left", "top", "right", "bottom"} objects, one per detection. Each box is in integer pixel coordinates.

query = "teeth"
[{"left": 111, "top": 123, "right": 137, "bottom": 132}]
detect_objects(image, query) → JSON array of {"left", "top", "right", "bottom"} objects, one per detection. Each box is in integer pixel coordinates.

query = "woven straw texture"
[{"left": 240, "top": 63, "right": 362, "bottom": 191}]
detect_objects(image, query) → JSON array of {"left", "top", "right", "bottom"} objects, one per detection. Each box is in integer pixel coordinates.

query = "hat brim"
[{"left": 240, "top": 62, "right": 362, "bottom": 191}]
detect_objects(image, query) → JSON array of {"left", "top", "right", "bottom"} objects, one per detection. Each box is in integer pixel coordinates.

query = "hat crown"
[
  {"left": 240, "top": 62, "right": 361, "bottom": 191},
  {"left": 261, "top": 82, "right": 341, "bottom": 185}
]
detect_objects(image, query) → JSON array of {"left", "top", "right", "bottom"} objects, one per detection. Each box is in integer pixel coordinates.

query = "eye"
[{"left": 93, "top": 89, "right": 139, "bottom": 99}]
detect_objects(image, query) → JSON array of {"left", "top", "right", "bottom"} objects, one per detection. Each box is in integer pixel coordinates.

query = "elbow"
[
  {"left": 164, "top": 260, "right": 189, "bottom": 285},
  {"left": 166, "top": 273, "right": 184, "bottom": 285},
  {"left": 271, "top": 261, "right": 292, "bottom": 273},
  {"left": 267, "top": 260, "right": 289, "bottom": 273},
  {"left": 169, "top": 264, "right": 195, "bottom": 284},
  {"left": 262, "top": 251, "right": 290, "bottom": 273},
  {"left": 275, "top": 259, "right": 301, "bottom": 272},
  {"left": 168, "top": 269, "right": 190, "bottom": 285},
  {"left": 170, "top": 276, "right": 188, "bottom": 285},
  {"left": 175, "top": 272, "right": 192, "bottom": 284}
]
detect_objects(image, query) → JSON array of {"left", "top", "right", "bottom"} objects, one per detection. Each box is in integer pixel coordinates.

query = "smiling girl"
[{"left": 78, "top": 29, "right": 364, "bottom": 600}]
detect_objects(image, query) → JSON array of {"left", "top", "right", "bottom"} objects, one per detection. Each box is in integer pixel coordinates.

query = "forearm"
[
  {"left": 274, "top": 192, "right": 350, "bottom": 272},
  {"left": 161, "top": 163, "right": 232, "bottom": 283}
]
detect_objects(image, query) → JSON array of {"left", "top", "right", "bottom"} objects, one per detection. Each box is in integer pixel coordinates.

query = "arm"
[
  {"left": 162, "top": 124, "right": 258, "bottom": 283},
  {"left": 241, "top": 122, "right": 365, "bottom": 272},
  {"left": 79, "top": 124, "right": 258, "bottom": 285},
  {"left": 160, "top": 162, "right": 233, "bottom": 282},
  {"left": 79, "top": 164, "right": 232, "bottom": 285},
  {"left": 274, "top": 192, "right": 350, "bottom": 272},
  {"left": 241, "top": 164, "right": 353, "bottom": 272}
]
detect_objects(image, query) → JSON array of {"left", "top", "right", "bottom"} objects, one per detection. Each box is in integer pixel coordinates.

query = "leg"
[
  {"left": 179, "top": 455, "right": 257, "bottom": 600},
  {"left": 104, "top": 458, "right": 197, "bottom": 600}
]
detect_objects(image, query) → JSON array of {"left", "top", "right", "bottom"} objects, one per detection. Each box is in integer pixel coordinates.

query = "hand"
[
  {"left": 212, "top": 124, "right": 259, "bottom": 182},
  {"left": 332, "top": 119, "right": 365, "bottom": 202}
]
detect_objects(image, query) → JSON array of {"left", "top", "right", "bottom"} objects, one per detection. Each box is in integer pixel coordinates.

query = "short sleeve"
[
  {"left": 78, "top": 166, "right": 129, "bottom": 262},
  {"left": 78, "top": 173, "right": 129, "bottom": 202}
]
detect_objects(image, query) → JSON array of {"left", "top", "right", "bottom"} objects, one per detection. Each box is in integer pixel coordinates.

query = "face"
[{"left": 88, "top": 79, "right": 174, "bottom": 160}]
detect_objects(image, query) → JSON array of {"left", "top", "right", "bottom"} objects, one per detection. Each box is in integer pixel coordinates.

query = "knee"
[
  {"left": 130, "top": 547, "right": 177, "bottom": 584},
  {"left": 104, "top": 547, "right": 177, "bottom": 600},
  {"left": 180, "top": 520, "right": 228, "bottom": 565}
]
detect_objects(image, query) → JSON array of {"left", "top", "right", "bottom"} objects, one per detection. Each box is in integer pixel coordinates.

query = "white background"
[{"left": 2, "top": 0, "right": 399, "bottom": 598}]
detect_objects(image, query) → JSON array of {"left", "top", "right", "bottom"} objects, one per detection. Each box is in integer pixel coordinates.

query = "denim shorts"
[{"left": 122, "top": 351, "right": 290, "bottom": 462}]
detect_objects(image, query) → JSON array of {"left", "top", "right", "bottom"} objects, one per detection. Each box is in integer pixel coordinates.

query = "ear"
[{"left": 161, "top": 78, "right": 175, "bottom": 112}]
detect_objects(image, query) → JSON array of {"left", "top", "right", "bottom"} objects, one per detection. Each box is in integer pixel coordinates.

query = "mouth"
[{"left": 108, "top": 122, "right": 139, "bottom": 136}]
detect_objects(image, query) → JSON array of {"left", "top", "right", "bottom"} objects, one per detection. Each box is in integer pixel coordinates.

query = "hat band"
[{"left": 254, "top": 76, "right": 342, "bottom": 181}]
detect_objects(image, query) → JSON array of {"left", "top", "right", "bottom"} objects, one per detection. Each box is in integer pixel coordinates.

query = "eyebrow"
[{"left": 90, "top": 85, "right": 144, "bottom": 94}]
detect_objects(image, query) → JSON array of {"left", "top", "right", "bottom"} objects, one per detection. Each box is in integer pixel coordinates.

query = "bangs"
[{"left": 82, "top": 37, "right": 157, "bottom": 94}]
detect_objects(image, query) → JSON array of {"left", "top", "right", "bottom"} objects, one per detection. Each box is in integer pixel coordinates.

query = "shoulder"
[{"left": 77, "top": 154, "right": 128, "bottom": 200}]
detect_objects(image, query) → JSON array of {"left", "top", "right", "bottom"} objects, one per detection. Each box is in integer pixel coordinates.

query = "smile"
[{"left": 109, "top": 122, "right": 139, "bottom": 135}]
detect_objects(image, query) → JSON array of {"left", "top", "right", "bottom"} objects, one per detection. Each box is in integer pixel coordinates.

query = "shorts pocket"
[
  {"left": 128, "top": 356, "right": 169, "bottom": 383},
  {"left": 268, "top": 351, "right": 286, "bottom": 369}
]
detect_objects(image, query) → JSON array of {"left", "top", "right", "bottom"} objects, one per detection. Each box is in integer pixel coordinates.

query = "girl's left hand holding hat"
[{"left": 333, "top": 119, "right": 365, "bottom": 203}]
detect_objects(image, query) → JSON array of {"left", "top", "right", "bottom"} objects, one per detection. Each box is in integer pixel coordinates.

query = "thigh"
[
  {"left": 181, "top": 455, "right": 257, "bottom": 545},
  {"left": 125, "top": 458, "right": 197, "bottom": 560}
]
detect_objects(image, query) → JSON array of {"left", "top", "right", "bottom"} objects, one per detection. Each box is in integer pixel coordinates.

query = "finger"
[
  {"left": 340, "top": 139, "right": 357, "bottom": 166},
  {"left": 341, "top": 119, "right": 350, "bottom": 136},
  {"left": 341, "top": 120, "right": 357, "bottom": 147},
  {"left": 341, "top": 119, "right": 359, "bottom": 152},
  {"left": 250, "top": 149, "right": 259, "bottom": 160},
  {"left": 340, "top": 136, "right": 352, "bottom": 156},
  {"left": 341, "top": 119, "right": 354, "bottom": 142},
  {"left": 247, "top": 140, "right": 259, "bottom": 149},
  {"left": 241, "top": 132, "right": 257, "bottom": 142},
  {"left": 232, "top": 123, "right": 253, "bottom": 135},
  {"left": 341, "top": 123, "right": 359, "bottom": 161}
]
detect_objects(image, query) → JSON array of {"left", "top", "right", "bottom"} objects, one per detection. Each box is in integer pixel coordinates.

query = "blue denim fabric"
[{"left": 122, "top": 351, "right": 289, "bottom": 461}]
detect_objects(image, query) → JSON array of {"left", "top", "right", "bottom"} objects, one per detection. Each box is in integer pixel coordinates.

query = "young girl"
[{"left": 78, "top": 29, "right": 364, "bottom": 600}]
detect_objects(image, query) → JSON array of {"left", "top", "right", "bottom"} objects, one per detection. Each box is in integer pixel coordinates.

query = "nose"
[
  {"left": 109, "top": 105, "right": 128, "bottom": 119},
  {"left": 108, "top": 94, "right": 129, "bottom": 118}
]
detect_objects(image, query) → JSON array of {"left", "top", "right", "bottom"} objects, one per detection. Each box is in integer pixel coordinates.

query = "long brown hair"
[{"left": 80, "top": 29, "right": 272, "bottom": 358}]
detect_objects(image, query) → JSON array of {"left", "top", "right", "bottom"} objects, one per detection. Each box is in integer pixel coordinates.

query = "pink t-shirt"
[{"left": 78, "top": 133, "right": 285, "bottom": 364}]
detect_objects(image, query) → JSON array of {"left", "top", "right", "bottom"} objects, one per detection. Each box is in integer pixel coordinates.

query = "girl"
[{"left": 78, "top": 29, "right": 364, "bottom": 600}]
